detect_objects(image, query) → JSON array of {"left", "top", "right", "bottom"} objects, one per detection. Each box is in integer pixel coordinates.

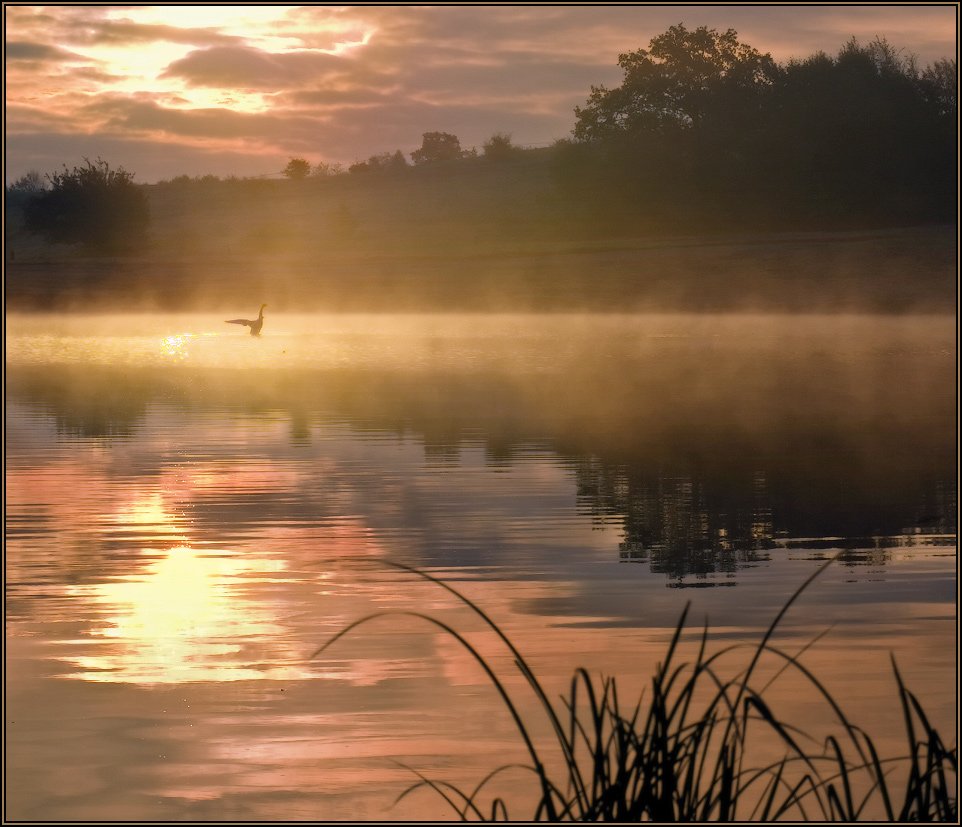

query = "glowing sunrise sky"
[{"left": 4, "top": 4, "right": 958, "bottom": 183}]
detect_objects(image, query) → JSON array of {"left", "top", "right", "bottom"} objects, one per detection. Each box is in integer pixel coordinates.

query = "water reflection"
[
  {"left": 5, "top": 313, "right": 956, "bottom": 820},
  {"left": 64, "top": 545, "right": 305, "bottom": 684},
  {"left": 160, "top": 332, "right": 212, "bottom": 361},
  {"left": 7, "top": 311, "right": 956, "bottom": 581},
  {"left": 575, "top": 460, "right": 957, "bottom": 581}
]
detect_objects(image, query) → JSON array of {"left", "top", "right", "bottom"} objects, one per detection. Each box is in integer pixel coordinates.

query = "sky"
[{"left": 4, "top": 4, "right": 958, "bottom": 184}]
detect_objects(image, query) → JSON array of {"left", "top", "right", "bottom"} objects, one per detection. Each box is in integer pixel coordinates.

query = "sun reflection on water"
[
  {"left": 112, "top": 491, "right": 186, "bottom": 538},
  {"left": 63, "top": 546, "right": 314, "bottom": 684},
  {"left": 160, "top": 333, "right": 193, "bottom": 360},
  {"left": 160, "top": 331, "right": 218, "bottom": 361}
]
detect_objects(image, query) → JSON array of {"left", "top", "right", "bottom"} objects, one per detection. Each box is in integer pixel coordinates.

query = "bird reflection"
[{"left": 226, "top": 304, "right": 267, "bottom": 336}]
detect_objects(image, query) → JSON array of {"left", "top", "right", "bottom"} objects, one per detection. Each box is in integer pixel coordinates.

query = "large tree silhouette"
[
  {"left": 411, "top": 132, "right": 465, "bottom": 164},
  {"left": 573, "top": 25, "right": 777, "bottom": 141}
]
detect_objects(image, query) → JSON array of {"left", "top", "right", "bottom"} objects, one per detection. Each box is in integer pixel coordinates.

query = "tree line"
[
  {"left": 560, "top": 26, "right": 955, "bottom": 226},
  {"left": 280, "top": 131, "right": 520, "bottom": 179},
  {"left": 7, "top": 25, "right": 956, "bottom": 252}
]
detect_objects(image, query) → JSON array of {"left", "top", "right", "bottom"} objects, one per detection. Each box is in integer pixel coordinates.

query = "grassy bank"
[
  {"left": 4, "top": 226, "right": 955, "bottom": 313},
  {"left": 5, "top": 153, "right": 956, "bottom": 312}
]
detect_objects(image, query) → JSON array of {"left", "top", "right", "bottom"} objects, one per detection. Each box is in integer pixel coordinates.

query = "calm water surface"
[{"left": 5, "top": 313, "right": 957, "bottom": 820}]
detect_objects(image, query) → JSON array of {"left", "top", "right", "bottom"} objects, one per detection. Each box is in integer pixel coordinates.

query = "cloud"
[
  {"left": 5, "top": 104, "right": 83, "bottom": 135},
  {"left": 81, "top": 95, "right": 326, "bottom": 143},
  {"left": 5, "top": 131, "right": 285, "bottom": 181},
  {"left": 6, "top": 41, "right": 84, "bottom": 62},
  {"left": 78, "top": 19, "right": 242, "bottom": 47},
  {"left": 71, "top": 66, "right": 125, "bottom": 84},
  {"left": 287, "top": 87, "right": 397, "bottom": 108},
  {"left": 161, "top": 45, "right": 346, "bottom": 89},
  {"left": 5, "top": 7, "right": 241, "bottom": 49},
  {"left": 400, "top": 58, "right": 622, "bottom": 107}
]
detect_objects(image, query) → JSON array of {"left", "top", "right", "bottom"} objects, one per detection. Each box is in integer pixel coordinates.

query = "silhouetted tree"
[
  {"left": 410, "top": 131, "right": 465, "bottom": 164},
  {"left": 482, "top": 133, "right": 518, "bottom": 160},
  {"left": 921, "top": 57, "right": 957, "bottom": 118},
  {"left": 22, "top": 157, "right": 149, "bottom": 252},
  {"left": 573, "top": 24, "right": 777, "bottom": 141},
  {"left": 283, "top": 157, "right": 311, "bottom": 180},
  {"left": 760, "top": 37, "right": 955, "bottom": 219},
  {"left": 311, "top": 160, "right": 343, "bottom": 177},
  {"left": 564, "top": 25, "right": 955, "bottom": 226},
  {"left": 368, "top": 152, "right": 390, "bottom": 171},
  {"left": 388, "top": 149, "right": 409, "bottom": 170},
  {"left": 7, "top": 170, "right": 46, "bottom": 195},
  {"left": 5, "top": 170, "right": 47, "bottom": 216},
  {"left": 364, "top": 150, "right": 409, "bottom": 172}
]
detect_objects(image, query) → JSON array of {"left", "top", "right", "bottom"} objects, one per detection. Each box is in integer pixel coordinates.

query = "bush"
[
  {"left": 411, "top": 131, "right": 466, "bottom": 164},
  {"left": 23, "top": 157, "right": 149, "bottom": 253},
  {"left": 482, "top": 133, "right": 518, "bottom": 160},
  {"left": 283, "top": 157, "right": 311, "bottom": 180}
]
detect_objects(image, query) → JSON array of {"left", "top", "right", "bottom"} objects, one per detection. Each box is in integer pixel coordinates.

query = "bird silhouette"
[{"left": 225, "top": 304, "right": 267, "bottom": 336}]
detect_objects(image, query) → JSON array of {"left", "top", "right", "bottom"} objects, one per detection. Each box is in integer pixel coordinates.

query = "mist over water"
[{"left": 5, "top": 312, "right": 956, "bottom": 820}]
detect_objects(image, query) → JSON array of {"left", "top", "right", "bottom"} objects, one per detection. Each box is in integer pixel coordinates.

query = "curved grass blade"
[{"left": 311, "top": 609, "right": 559, "bottom": 814}]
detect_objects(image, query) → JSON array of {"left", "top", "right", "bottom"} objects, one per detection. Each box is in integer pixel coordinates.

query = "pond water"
[{"left": 5, "top": 313, "right": 957, "bottom": 820}]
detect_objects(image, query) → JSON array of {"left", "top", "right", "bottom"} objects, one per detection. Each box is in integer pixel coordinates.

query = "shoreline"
[{"left": 5, "top": 224, "right": 955, "bottom": 314}]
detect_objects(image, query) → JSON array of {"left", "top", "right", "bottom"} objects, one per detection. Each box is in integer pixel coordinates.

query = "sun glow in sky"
[
  {"left": 121, "top": 5, "right": 299, "bottom": 32},
  {"left": 4, "top": 4, "right": 957, "bottom": 182},
  {"left": 70, "top": 6, "right": 370, "bottom": 112}
]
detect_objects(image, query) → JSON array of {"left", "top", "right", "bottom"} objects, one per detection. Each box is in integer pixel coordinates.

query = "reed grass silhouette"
[{"left": 312, "top": 554, "right": 957, "bottom": 821}]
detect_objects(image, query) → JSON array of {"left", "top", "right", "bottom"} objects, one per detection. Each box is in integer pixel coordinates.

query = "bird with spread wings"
[{"left": 225, "top": 304, "right": 267, "bottom": 336}]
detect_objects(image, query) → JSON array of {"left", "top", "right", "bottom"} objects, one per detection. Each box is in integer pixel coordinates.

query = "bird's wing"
[{"left": 225, "top": 318, "right": 252, "bottom": 326}]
